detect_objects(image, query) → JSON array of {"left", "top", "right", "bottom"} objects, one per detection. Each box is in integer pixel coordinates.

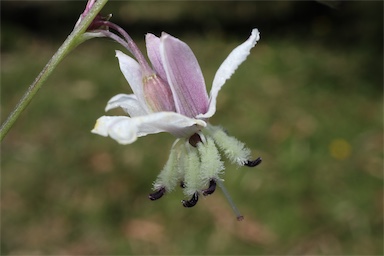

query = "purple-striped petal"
[
  {"left": 160, "top": 32, "right": 209, "bottom": 118},
  {"left": 116, "top": 50, "right": 175, "bottom": 113},
  {"left": 146, "top": 33, "right": 167, "bottom": 82}
]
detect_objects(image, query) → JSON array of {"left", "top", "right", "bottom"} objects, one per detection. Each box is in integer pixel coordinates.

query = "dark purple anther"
[
  {"left": 182, "top": 192, "right": 199, "bottom": 207},
  {"left": 202, "top": 179, "right": 217, "bottom": 196},
  {"left": 244, "top": 157, "right": 262, "bottom": 167},
  {"left": 188, "top": 133, "right": 202, "bottom": 147},
  {"left": 148, "top": 187, "right": 166, "bottom": 201}
]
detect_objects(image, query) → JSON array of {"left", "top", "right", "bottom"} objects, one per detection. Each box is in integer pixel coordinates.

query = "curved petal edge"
[
  {"left": 91, "top": 113, "right": 206, "bottom": 145},
  {"left": 197, "top": 28, "right": 260, "bottom": 119}
]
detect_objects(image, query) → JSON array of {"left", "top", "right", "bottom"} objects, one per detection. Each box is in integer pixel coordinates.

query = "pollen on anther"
[{"left": 142, "top": 74, "right": 157, "bottom": 84}]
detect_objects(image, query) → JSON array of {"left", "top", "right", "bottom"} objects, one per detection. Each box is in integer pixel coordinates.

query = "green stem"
[{"left": 0, "top": 0, "right": 108, "bottom": 141}]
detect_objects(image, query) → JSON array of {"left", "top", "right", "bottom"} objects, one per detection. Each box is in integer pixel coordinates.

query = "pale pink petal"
[
  {"left": 197, "top": 29, "right": 260, "bottom": 119},
  {"left": 145, "top": 33, "right": 167, "bottom": 82},
  {"left": 91, "top": 113, "right": 206, "bottom": 145},
  {"left": 160, "top": 33, "right": 209, "bottom": 118},
  {"left": 105, "top": 93, "right": 148, "bottom": 117}
]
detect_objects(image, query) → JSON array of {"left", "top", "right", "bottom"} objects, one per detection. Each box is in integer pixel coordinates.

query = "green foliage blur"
[{"left": 1, "top": 1, "right": 382, "bottom": 255}]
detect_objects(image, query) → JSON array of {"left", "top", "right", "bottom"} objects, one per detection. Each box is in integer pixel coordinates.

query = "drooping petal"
[
  {"left": 105, "top": 93, "right": 148, "bottom": 117},
  {"left": 91, "top": 116, "right": 139, "bottom": 144},
  {"left": 145, "top": 33, "right": 167, "bottom": 82},
  {"left": 197, "top": 28, "right": 260, "bottom": 119},
  {"left": 91, "top": 112, "right": 206, "bottom": 145},
  {"left": 115, "top": 50, "right": 149, "bottom": 112},
  {"left": 160, "top": 32, "right": 209, "bottom": 118}
]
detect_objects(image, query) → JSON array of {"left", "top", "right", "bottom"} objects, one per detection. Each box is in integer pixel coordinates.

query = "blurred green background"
[{"left": 1, "top": 1, "right": 383, "bottom": 255}]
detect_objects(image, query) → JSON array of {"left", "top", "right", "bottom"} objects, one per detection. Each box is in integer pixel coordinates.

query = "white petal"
[
  {"left": 91, "top": 116, "right": 139, "bottom": 144},
  {"left": 105, "top": 93, "right": 148, "bottom": 117},
  {"left": 197, "top": 29, "right": 260, "bottom": 119},
  {"left": 91, "top": 113, "right": 206, "bottom": 145},
  {"left": 115, "top": 50, "right": 149, "bottom": 112}
]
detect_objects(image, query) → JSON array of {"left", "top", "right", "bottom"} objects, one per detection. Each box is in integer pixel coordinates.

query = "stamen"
[
  {"left": 202, "top": 179, "right": 217, "bottom": 196},
  {"left": 148, "top": 187, "right": 166, "bottom": 201},
  {"left": 244, "top": 157, "right": 262, "bottom": 167},
  {"left": 188, "top": 133, "right": 202, "bottom": 147},
  {"left": 216, "top": 179, "right": 244, "bottom": 221},
  {"left": 181, "top": 192, "right": 199, "bottom": 207}
]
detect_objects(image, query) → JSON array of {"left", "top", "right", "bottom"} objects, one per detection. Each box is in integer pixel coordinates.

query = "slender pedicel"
[
  {"left": 148, "top": 187, "right": 166, "bottom": 201},
  {"left": 216, "top": 179, "right": 244, "bottom": 221},
  {"left": 202, "top": 179, "right": 217, "bottom": 196},
  {"left": 93, "top": 20, "right": 153, "bottom": 74},
  {"left": 182, "top": 192, "right": 199, "bottom": 207},
  {"left": 244, "top": 157, "right": 262, "bottom": 167}
]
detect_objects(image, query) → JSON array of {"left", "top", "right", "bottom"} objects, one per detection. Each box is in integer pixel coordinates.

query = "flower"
[{"left": 92, "top": 26, "right": 261, "bottom": 220}]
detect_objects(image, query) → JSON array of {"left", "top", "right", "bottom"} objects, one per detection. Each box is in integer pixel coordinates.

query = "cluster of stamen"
[{"left": 148, "top": 130, "right": 262, "bottom": 214}]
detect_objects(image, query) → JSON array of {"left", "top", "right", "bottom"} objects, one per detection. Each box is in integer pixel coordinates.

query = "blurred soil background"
[{"left": 1, "top": 1, "right": 383, "bottom": 255}]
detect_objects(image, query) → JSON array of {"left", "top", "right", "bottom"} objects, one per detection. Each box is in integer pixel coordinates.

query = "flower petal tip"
[
  {"left": 251, "top": 28, "right": 261, "bottom": 42},
  {"left": 91, "top": 116, "right": 139, "bottom": 145},
  {"left": 115, "top": 49, "right": 122, "bottom": 57},
  {"left": 91, "top": 117, "right": 109, "bottom": 137}
]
